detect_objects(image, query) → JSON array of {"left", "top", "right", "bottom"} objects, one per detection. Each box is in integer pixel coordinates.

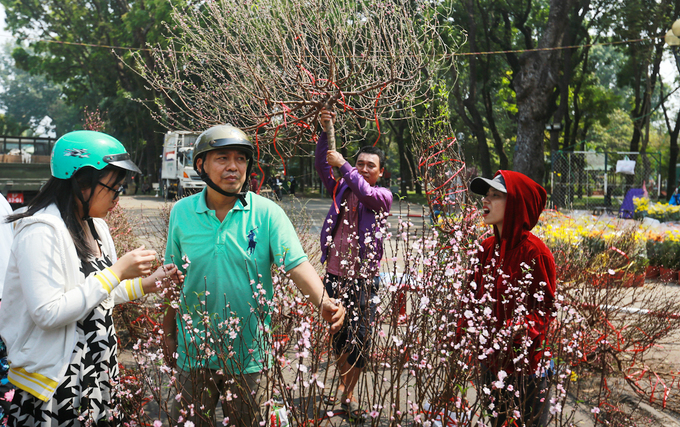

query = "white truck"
[{"left": 160, "top": 130, "right": 205, "bottom": 199}]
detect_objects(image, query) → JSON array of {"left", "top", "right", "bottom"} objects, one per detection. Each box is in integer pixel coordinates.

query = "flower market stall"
[{"left": 535, "top": 209, "right": 680, "bottom": 284}]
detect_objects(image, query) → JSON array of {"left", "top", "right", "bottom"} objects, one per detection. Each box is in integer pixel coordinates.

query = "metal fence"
[{"left": 549, "top": 151, "right": 663, "bottom": 213}]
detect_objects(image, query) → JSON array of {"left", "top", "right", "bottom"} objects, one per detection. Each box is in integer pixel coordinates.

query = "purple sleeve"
[
  {"left": 339, "top": 162, "right": 393, "bottom": 213},
  {"left": 314, "top": 132, "right": 339, "bottom": 194}
]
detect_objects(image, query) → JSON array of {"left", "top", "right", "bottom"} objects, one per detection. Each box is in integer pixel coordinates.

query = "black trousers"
[{"left": 324, "top": 274, "right": 379, "bottom": 369}]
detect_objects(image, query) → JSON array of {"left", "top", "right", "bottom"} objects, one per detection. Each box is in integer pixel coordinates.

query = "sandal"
[
  {"left": 341, "top": 399, "right": 368, "bottom": 422},
  {"left": 323, "top": 392, "right": 339, "bottom": 406}
]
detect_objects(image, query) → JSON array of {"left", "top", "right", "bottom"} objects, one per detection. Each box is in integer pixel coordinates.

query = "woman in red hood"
[{"left": 467, "top": 170, "right": 556, "bottom": 427}]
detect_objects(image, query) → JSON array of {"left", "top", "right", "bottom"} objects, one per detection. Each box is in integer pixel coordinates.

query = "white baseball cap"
[{"left": 469, "top": 174, "right": 507, "bottom": 196}]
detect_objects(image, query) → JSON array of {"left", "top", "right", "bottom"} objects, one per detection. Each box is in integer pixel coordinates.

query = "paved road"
[
  {"left": 117, "top": 193, "right": 432, "bottom": 266},
  {"left": 117, "top": 193, "right": 431, "bottom": 234}
]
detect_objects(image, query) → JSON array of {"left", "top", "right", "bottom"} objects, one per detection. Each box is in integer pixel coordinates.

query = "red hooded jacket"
[{"left": 472, "top": 170, "right": 556, "bottom": 375}]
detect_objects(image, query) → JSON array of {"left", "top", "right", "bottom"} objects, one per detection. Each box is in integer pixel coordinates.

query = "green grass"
[{"left": 392, "top": 190, "right": 428, "bottom": 206}]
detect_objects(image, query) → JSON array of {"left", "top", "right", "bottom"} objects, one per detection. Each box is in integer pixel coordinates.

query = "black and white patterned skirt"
[{"left": 8, "top": 303, "right": 118, "bottom": 427}]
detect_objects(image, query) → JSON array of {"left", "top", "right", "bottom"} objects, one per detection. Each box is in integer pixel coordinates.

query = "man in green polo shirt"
[{"left": 163, "top": 124, "right": 344, "bottom": 427}]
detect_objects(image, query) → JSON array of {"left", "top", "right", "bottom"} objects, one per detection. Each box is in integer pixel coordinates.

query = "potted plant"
[
  {"left": 669, "top": 205, "right": 680, "bottom": 222},
  {"left": 658, "top": 239, "right": 679, "bottom": 283},
  {"left": 671, "top": 239, "right": 680, "bottom": 282},
  {"left": 633, "top": 197, "right": 649, "bottom": 221},
  {"left": 645, "top": 238, "right": 662, "bottom": 279},
  {"left": 623, "top": 257, "right": 647, "bottom": 287}
]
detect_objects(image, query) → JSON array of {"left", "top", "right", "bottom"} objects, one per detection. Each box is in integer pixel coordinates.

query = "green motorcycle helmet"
[{"left": 51, "top": 130, "right": 141, "bottom": 179}]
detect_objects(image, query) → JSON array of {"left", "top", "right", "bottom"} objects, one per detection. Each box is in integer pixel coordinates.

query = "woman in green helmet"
[{"left": 0, "top": 130, "right": 183, "bottom": 426}]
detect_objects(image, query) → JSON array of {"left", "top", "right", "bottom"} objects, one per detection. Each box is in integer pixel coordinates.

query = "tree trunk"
[
  {"left": 389, "top": 119, "right": 410, "bottom": 196},
  {"left": 550, "top": 46, "right": 573, "bottom": 154},
  {"left": 483, "top": 89, "right": 508, "bottom": 170},
  {"left": 568, "top": 45, "right": 591, "bottom": 151},
  {"left": 145, "top": 138, "right": 156, "bottom": 183},
  {"left": 640, "top": 44, "right": 663, "bottom": 187},
  {"left": 452, "top": 75, "right": 492, "bottom": 177},
  {"left": 456, "top": 0, "right": 493, "bottom": 178},
  {"left": 138, "top": 126, "right": 158, "bottom": 182},
  {"left": 512, "top": 0, "right": 575, "bottom": 184},
  {"left": 666, "top": 0, "right": 680, "bottom": 200},
  {"left": 400, "top": 144, "right": 409, "bottom": 196},
  {"left": 550, "top": 1, "right": 590, "bottom": 154},
  {"left": 669, "top": 133, "right": 679, "bottom": 200},
  {"left": 465, "top": 99, "right": 493, "bottom": 178},
  {"left": 630, "top": 43, "right": 663, "bottom": 154},
  {"left": 661, "top": 77, "right": 680, "bottom": 201},
  {"left": 405, "top": 148, "right": 422, "bottom": 195}
]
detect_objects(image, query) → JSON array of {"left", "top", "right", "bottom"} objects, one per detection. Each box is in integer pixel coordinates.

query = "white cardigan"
[{"left": 0, "top": 203, "right": 145, "bottom": 402}]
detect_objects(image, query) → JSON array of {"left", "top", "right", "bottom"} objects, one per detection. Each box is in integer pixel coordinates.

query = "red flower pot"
[
  {"left": 610, "top": 271, "right": 624, "bottom": 286},
  {"left": 623, "top": 273, "right": 645, "bottom": 288},
  {"left": 645, "top": 265, "right": 659, "bottom": 279},
  {"left": 590, "top": 271, "right": 627, "bottom": 287},
  {"left": 660, "top": 267, "right": 676, "bottom": 283},
  {"left": 588, "top": 273, "right": 605, "bottom": 288}
]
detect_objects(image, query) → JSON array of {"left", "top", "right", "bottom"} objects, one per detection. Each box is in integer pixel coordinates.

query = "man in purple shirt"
[{"left": 316, "top": 109, "right": 392, "bottom": 421}]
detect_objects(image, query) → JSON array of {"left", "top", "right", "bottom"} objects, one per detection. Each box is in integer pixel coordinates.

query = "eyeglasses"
[{"left": 98, "top": 181, "right": 124, "bottom": 200}]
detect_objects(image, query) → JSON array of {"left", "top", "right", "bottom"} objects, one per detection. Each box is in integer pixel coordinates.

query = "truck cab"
[
  {"left": 160, "top": 131, "right": 205, "bottom": 199},
  {"left": 0, "top": 135, "right": 56, "bottom": 209}
]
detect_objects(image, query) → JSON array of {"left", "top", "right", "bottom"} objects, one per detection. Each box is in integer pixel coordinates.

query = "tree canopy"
[
  {"left": 0, "top": 0, "right": 182, "bottom": 177},
  {"left": 0, "top": 0, "right": 679, "bottom": 198}
]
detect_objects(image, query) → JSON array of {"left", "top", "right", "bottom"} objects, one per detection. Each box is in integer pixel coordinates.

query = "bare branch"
[{"left": 131, "top": 0, "right": 450, "bottom": 162}]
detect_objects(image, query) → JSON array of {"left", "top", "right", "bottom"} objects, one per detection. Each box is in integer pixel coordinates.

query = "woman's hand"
[
  {"left": 110, "top": 245, "right": 157, "bottom": 281},
  {"left": 142, "top": 264, "right": 184, "bottom": 295}
]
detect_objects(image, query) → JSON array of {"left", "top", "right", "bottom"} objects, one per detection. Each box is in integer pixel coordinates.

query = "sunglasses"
[{"left": 98, "top": 181, "right": 124, "bottom": 200}]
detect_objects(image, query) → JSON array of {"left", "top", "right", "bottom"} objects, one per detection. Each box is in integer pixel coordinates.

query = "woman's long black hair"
[{"left": 7, "top": 165, "right": 126, "bottom": 262}]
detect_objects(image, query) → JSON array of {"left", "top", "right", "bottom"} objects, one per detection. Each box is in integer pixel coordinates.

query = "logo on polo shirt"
[{"left": 247, "top": 228, "right": 258, "bottom": 255}]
